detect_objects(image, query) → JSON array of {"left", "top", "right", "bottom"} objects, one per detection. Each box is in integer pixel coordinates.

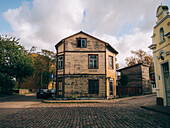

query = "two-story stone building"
[
  {"left": 55, "top": 31, "right": 118, "bottom": 99},
  {"left": 149, "top": 5, "right": 170, "bottom": 106}
]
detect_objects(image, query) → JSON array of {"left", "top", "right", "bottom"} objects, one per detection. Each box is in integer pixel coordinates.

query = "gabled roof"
[
  {"left": 55, "top": 31, "right": 118, "bottom": 54},
  {"left": 117, "top": 63, "right": 149, "bottom": 72}
]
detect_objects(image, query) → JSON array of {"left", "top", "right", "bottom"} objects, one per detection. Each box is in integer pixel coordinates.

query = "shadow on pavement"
[{"left": 0, "top": 94, "right": 42, "bottom": 102}]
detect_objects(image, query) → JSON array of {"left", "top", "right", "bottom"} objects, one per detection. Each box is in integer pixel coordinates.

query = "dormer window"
[
  {"left": 159, "top": 28, "right": 165, "bottom": 44},
  {"left": 77, "top": 38, "right": 86, "bottom": 48}
]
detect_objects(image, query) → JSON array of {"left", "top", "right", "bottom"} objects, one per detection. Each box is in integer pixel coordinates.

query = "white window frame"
[
  {"left": 89, "top": 55, "right": 98, "bottom": 69},
  {"left": 58, "top": 56, "right": 63, "bottom": 69},
  {"left": 109, "top": 56, "right": 113, "bottom": 69}
]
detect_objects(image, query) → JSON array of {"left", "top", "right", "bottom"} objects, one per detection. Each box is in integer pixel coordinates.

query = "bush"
[{"left": 0, "top": 73, "right": 16, "bottom": 95}]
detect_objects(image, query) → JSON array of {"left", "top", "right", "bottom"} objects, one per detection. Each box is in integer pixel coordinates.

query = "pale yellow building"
[
  {"left": 149, "top": 5, "right": 170, "bottom": 106},
  {"left": 55, "top": 31, "right": 118, "bottom": 99}
]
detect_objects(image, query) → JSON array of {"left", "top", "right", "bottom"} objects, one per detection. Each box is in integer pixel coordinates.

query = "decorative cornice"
[
  {"left": 165, "top": 31, "right": 170, "bottom": 38},
  {"left": 153, "top": 43, "right": 170, "bottom": 53},
  {"left": 154, "top": 15, "right": 170, "bottom": 29},
  {"left": 148, "top": 43, "right": 157, "bottom": 50},
  {"left": 151, "top": 34, "right": 156, "bottom": 38}
]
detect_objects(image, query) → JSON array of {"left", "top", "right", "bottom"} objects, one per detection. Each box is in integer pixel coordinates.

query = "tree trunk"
[{"left": 17, "top": 78, "right": 22, "bottom": 89}]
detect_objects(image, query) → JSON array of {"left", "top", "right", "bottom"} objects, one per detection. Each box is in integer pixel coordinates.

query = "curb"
[
  {"left": 43, "top": 100, "right": 103, "bottom": 103},
  {"left": 140, "top": 106, "right": 170, "bottom": 116}
]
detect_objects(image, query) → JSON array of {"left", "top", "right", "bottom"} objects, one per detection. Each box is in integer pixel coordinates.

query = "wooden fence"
[{"left": 116, "top": 86, "right": 142, "bottom": 96}]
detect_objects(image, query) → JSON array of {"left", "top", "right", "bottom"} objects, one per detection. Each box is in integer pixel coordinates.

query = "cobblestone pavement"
[{"left": 0, "top": 100, "right": 170, "bottom": 128}]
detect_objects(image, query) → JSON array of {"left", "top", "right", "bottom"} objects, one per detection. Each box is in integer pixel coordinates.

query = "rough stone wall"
[
  {"left": 58, "top": 43, "right": 64, "bottom": 53},
  {"left": 65, "top": 52, "right": 105, "bottom": 74},
  {"left": 141, "top": 65, "right": 152, "bottom": 94},
  {"left": 64, "top": 75, "right": 106, "bottom": 98},
  {"left": 121, "top": 65, "right": 142, "bottom": 87},
  {"left": 65, "top": 33, "right": 105, "bottom": 52}
]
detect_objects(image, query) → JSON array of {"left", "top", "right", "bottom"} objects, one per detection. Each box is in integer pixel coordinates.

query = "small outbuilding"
[{"left": 117, "top": 63, "right": 152, "bottom": 96}]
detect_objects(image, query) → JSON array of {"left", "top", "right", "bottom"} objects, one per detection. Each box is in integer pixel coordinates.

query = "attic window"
[{"left": 77, "top": 38, "right": 86, "bottom": 48}]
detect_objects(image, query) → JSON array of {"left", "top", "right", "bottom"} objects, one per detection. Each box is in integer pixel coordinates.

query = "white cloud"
[
  {"left": 4, "top": 0, "right": 84, "bottom": 51},
  {"left": 3, "top": 0, "right": 168, "bottom": 67},
  {"left": 94, "top": 29, "right": 152, "bottom": 68}
]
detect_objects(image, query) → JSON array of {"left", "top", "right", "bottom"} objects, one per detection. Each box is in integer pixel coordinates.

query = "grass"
[
  {"left": 0, "top": 91, "right": 33, "bottom": 98},
  {"left": 0, "top": 93, "right": 17, "bottom": 98}
]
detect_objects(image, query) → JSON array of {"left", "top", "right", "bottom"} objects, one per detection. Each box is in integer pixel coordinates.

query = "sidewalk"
[
  {"left": 43, "top": 94, "right": 156, "bottom": 103},
  {"left": 141, "top": 103, "right": 170, "bottom": 116}
]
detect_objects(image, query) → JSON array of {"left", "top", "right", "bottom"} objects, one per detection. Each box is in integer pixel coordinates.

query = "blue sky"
[
  {"left": 0, "top": 0, "right": 33, "bottom": 33},
  {"left": 0, "top": 0, "right": 170, "bottom": 67}
]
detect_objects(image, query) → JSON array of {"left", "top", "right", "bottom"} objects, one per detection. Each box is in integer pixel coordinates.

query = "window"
[
  {"left": 58, "top": 56, "right": 63, "bottom": 69},
  {"left": 159, "top": 28, "right": 165, "bottom": 43},
  {"left": 89, "top": 80, "right": 99, "bottom": 94},
  {"left": 109, "top": 56, "right": 113, "bottom": 69},
  {"left": 89, "top": 55, "right": 98, "bottom": 69},
  {"left": 77, "top": 38, "right": 86, "bottom": 48}
]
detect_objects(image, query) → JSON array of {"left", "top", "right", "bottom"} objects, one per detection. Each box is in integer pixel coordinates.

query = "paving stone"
[{"left": 0, "top": 102, "right": 170, "bottom": 128}]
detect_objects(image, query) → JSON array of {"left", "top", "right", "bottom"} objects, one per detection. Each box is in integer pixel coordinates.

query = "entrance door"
[
  {"left": 162, "top": 62, "right": 170, "bottom": 106},
  {"left": 109, "top": 80, "right": 114, "bottom": 95},
  {"left": 58, "top": 81, "right": 63, "bottom": 97}
]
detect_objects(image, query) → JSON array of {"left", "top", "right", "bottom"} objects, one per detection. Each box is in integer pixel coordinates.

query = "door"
[
  {"left": 162, "top": 62, "right": 170, "bottom": 106},
  {"left": 58, "top": 81, "right": 63, "bottom": 97},
  {"left": 109, "top": 80, "right": 114, "bottom": 95}
]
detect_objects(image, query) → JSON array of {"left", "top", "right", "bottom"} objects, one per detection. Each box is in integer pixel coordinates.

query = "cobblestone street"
[{"left": 0, "top": 94, "right": 170, "bottom": 128}]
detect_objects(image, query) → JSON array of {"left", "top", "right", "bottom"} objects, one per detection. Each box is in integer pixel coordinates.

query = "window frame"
[
  {"left": 88, "top": 54, "right": 98, "bottom": 69},
  {"left": 76, "top": 38, "right": 87, "bottom": 48},
  {"left": 159, "top": 27, "right": 165, "bottom": 44},
  {"left": 58, "top": 55, "right": 63, "bottom": 69},
  {"left": 108, "top": 56, "right": 113, "bottom": 69},
  {"left": 88, "top": 80, "right": 99, "bottom": 95}
]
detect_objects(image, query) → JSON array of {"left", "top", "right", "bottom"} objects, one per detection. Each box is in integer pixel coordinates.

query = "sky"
[{"left": 0, "top": 0, "right": 170, "bottom": 68}]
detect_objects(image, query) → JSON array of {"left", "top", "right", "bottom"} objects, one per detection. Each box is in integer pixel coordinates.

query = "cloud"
[
  {"left": 3, "top": 0, "right": 84, "bottom": 51},
  {"left": 3, "top": 0, "right": 168, "bottom": 67},
  {"left": 94, "top": 28, "right": 152, "bottom": 68}
]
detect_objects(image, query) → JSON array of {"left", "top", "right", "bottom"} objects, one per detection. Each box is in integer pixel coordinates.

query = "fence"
[{"left": 116, "top": 86, "right": 142, "bottom": 96}]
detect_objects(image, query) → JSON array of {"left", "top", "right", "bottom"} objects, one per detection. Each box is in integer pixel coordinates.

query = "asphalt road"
[{"left": 0, "top": 93, "right": 42, "bottom": 118}]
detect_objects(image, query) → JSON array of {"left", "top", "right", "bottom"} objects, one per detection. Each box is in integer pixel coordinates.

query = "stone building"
[
  {"left": 149, "top": 5, "right": 170, "bottom": 106},
  {"left": 55, "top": 31, "right": 118, "bottom": 99},
  {"left": 117, "top": 63, "right": 152, "bottom": 95}
]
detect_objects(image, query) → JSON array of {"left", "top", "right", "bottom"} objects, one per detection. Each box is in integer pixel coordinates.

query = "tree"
[
  {"left": 30, "top": 48, "right": 56, "bottom": 89},
  {"left": 125, "top": 49, "right": 154, "bottom": 72},
  {"left": 0, "top": 35, "right": 34, "bottom": 89}
]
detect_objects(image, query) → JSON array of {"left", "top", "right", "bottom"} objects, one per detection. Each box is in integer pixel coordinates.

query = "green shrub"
[{"left": 0, "top": 73, "right": 16, "bottom": 95}]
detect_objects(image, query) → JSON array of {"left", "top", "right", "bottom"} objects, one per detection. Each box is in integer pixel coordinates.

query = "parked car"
[
  {"left": 50, "top": 88, "right": 56, "bottom": 94},
  {"left": 36, "top": 89, "right": 51, "bottom": 99}
]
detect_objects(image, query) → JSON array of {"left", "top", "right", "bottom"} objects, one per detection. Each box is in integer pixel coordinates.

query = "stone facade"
[
  {"left": 55, "top": 31, "right": 118, "bottom": 98},
  {"left": 117, "top": 63, "right": 152, "bottom": 94},
  {"left": 149, "top": 5, "right": 170, "bottom": 106},
  {"left": 64, "top": 75, "right": 106, "bottom": 98}
]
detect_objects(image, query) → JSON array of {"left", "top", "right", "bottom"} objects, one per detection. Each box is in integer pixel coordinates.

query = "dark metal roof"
[{"left": 117, "top": 63, "right": 149, "bottom": 72}]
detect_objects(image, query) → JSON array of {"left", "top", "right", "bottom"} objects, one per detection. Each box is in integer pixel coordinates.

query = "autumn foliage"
[{"left": 125, "top": 49, "right": 154, "bottom": 72}]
